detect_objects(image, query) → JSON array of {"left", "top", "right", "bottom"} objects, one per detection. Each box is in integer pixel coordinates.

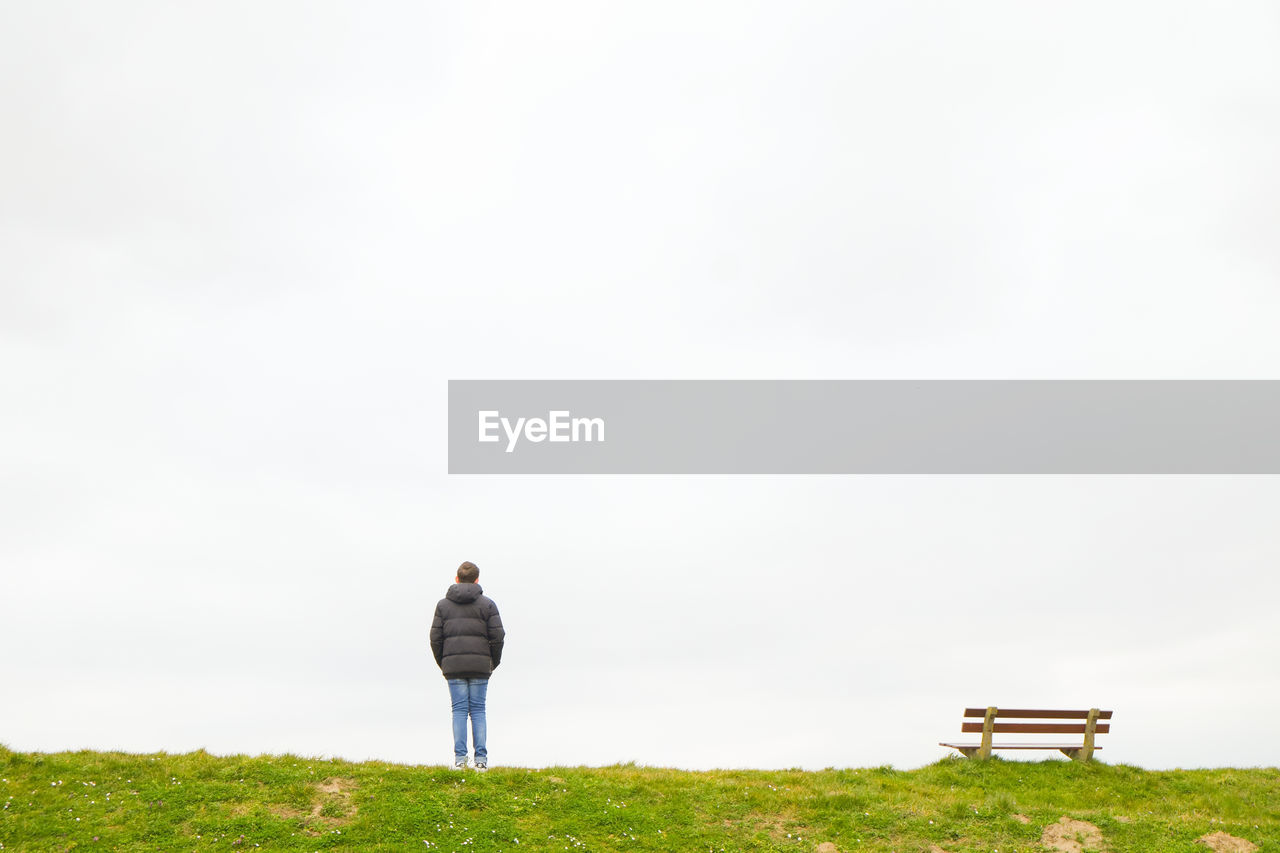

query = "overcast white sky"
[{"left": 3, "top": 2, "right": 1279, "bottom": 771}]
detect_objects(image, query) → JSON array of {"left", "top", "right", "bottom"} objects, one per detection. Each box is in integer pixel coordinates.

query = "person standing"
[{"left": 429, "top": 560, "right": 505, "bottom": 771}]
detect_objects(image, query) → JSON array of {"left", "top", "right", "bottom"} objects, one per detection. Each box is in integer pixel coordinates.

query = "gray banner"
[{"left": 447, "top": 380, "right": 1280, "bottom": 474}]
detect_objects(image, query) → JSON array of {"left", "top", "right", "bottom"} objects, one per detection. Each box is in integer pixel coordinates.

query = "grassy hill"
[{"left": 1, "top": 744, "right": 1276, "bottom": 851}]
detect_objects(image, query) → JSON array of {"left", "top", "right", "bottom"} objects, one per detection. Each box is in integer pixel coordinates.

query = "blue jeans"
[{"left": 447, "top": 677, "right": 488, "bottom": 762}]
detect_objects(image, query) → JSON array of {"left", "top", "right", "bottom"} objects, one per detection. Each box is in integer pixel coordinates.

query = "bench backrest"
[
  {"left": 961, "top": 707, "right": 1113, "bottom": 759},
  {"left": 961, "top": 707, "right": 1112, "bottom": 734}
]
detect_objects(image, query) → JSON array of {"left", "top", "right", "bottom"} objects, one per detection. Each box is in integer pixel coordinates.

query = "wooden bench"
[{"left": 940, "top": 707, "right": 1112, "bottom": 761}]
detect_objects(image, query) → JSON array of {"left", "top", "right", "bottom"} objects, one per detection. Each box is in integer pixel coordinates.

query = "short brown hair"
[{"left": 456, "top": 561, "right": 479, "bottom": 583}]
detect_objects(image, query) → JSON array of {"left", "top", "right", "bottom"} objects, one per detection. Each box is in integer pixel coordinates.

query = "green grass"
[{"left": 1, "top": 743, "right": 1276, "bottom": 851}]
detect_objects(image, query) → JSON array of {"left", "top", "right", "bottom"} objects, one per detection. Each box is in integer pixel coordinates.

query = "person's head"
[{"left": 455, "top": 560, "right": 479, "bottom": 584}]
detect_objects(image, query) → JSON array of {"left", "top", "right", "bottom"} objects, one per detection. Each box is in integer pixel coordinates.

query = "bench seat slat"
[{"left": 940, "top": 742, "right": 1103, "bottom": 750}]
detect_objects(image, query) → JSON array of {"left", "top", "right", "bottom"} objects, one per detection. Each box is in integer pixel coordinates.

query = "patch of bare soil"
[
  {"left": 315, "top": 777, "right": 354, "bottom": 796},
  {"left": 1197, "top": 832, "right": 1258, "bottom": 852},
  {"left": 815, "top": 843, "right": 839, "bottom": 853},
  {"left": 928, "top": 846, "right": 952, "bottom": 853},
  {"left": 718, "top": 807, "right": 809, "bottom": 843},
  {"left": 311, "top": 776, "right": 358, "bottom": 822},
  {"left": 1012, "top": 813, "right": 1031, "bottom": 824},
  {"left": 1041, "top": 817, "right": 1105, "bottom": 852},
  {"left": 262, "top": 776, "right": 359, "bottom": 834},
  {"left": 266, "top": 803, "right": 307, "bottom": 820}
]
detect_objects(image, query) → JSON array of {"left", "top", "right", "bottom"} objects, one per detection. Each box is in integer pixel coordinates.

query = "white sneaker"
[
  {"left": 473, "top": 760, "right": 488, "bottom": 772},
  {"left": 451, "top": 758, "right": 467, "bottom": 771}
]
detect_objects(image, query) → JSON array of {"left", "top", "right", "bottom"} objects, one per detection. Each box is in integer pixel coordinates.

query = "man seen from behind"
[{"left": 429, "top": 560, "right": 505, "bottom": 771}]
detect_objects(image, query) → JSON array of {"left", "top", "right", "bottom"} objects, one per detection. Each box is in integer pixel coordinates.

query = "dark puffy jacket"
[{"left": 429, "top": 583, "right": 504, "bottom": 679}]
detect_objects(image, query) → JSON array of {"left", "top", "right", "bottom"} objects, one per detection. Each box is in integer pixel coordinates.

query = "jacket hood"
[{"left": 446, "top": 582, "right": 484, "bottom": 604}]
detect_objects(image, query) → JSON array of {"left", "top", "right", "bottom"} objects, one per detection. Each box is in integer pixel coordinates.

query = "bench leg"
[
  {"left": 1080, "top": 709, "right": 1099, "bottom": 762},
  {"left": 1059, "top": 748, "right": 1092, "bottom": 762},
  {"left": 956, "top": 747, "right": 979, "bottom": 759},
  {"left": 976, "top": 706, "right": 996, "bottom": 760}
]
